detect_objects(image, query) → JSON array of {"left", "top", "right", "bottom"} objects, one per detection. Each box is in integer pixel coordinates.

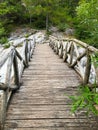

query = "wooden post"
[
  {"left": 25, "top": 40, "right": 29, "bottom": 67},
  {"left": 60, "top": 44, "right": 63, "bottom": 58},
  {"left": 0, "top": 90, "right": 7, "bottom": 130},
  {"left": 29, "top": 41, "right": 33, "bottom": 58},
  {"left": 5, "top": 49, "right": 15, "bottom": 86},
  {"left": 55, "top": 42, "right": 59, "bottom": 55},
  {"left": 59, "top": 44, "right": 63, "bottom": 58},
  {"left": 69, "top": 42, "right": 74, "bottom": 65},
  {"left": 28, "top": 41, "right": 31, "bottom": 61},
  {"left": 63, "top": 42, "right": 68, "bottom": 62},
  {"left": 0, "top": 48, "right": 14, "bottom": 130},
  {"left": 15, "top": 49, "right": 27, "bottom": 67},
  {"left": 83, "top": 49, "right": 91, "bottom": 84},
  {"left": 13, "top": 54, "right": 20, "bottom": 89}
]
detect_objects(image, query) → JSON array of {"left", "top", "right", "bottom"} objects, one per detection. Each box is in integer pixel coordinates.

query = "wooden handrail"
[
  {"left": 50, "top": 35, "right": 98, "bottom": 53},
  {"left": 0, "top": 49, "right": 12, "bottom": 69},
  {"left": 49, "top": 35, "right": 98, "bottom": 85},
  {"left": 0, "top": 37, "right": 35, "bottom": 129}
]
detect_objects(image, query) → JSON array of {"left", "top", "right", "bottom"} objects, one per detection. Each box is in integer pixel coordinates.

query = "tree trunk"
[{"left": 46, "top": 13, "right": 49, "bottom": 32}]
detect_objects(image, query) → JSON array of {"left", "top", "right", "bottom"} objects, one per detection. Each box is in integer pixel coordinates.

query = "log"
[
  {"left": 9, "top": 85, "right": 18, "bottom": 91},
  {"left": 5, "top": 49, "right": 15, "bottom": 86},
  {"left": 0, "top": 90, "right": 7, "bottom": 130},
  {"left": 83, "top": 49, "right": 91, "bottom": 84},
  {"left": 18, "top": 60, "right": 24, "bottom": 83},
  {"left": 55, "top": 42, "right": 59, "bottom": 55},
  {"left": 70, "top": 51, "right": 86, "bottom": 68},
  {"left": 0, "top": 50, "right": 11, "bottom": 69},
  {"left": 0, "top": 83, "right": 7, "bottom": 90},
  {"left": 59, "top": 44, "right": 63, "bottom": 58},
  {"left": 27, "top": 40, "right": 31, "bottom": 61},
  {"left": 63, "top": 42, "right": 68, "bottom": 62},
  {"left": 15, "top": 49, "right": 27, "bottom": 67},
  {"left": 13, "top": 54, "right": 20, "bottom": 89},
  {"left": 69, "top": 42, "right": 74, "bottom": 65},
  {"left": 22, "top": 41, "right": 28, "bottom": 67},
  {"left": 50, "top": 35, "right": 98, "bottom": 53}
]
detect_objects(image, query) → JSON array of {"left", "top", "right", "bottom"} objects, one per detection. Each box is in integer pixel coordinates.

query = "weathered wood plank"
[
  {"left": 4, "top": 44, "right": 98, "bottom": 130},
  {"left": 5, "top": 119, "right": 97, "bottom": 128},
  {"left": 4, "top": 128, "right": 98, "bottom": 130}
]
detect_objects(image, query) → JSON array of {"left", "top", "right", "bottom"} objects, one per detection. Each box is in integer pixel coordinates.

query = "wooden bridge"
[{"left": 0, "top": 32, "right": 98, "bottom": 130}]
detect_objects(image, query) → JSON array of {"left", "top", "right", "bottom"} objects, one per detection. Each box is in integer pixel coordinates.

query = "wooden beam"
[
  {"left": 70, "top": 51, "right": 86, "bottom": 68},
  {"left": 13, "top": 54, "right": 20, "bottom": 90},
  {"left": 63, "top": 42, "right": 68, "bottom": 62},
  {"left": 83, "top": 49, "right": 91, "bottom": 84},
  {"left": 69, "top": 42, "right": 74, "bottom": 65},
  {"left": 0, "top": 83, "right": 7, "bottom": 90},
  {"left": 15, "top": 49, "right": 27, "bottom": 67},
  {"left": 0, "top": 50, "right": 11, "bottom": 69}
]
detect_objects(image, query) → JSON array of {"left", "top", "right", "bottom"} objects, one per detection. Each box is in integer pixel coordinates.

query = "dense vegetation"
[{"left": 0, "top": 0, "right": 98, "bottom": 47}]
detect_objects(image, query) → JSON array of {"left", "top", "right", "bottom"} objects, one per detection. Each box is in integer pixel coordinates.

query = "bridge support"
[
  {"left": 0, "top": 90, "right": 7, "bottom": 130},
  {"left": 83, "top": 49, "right": 91, "bottom": 84}
]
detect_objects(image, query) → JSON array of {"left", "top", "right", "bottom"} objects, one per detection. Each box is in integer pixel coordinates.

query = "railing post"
[
  {"left": 58, "top": 40, "right": 63, "bottom": 58},
  {"left": 28, "top": 40, "right": 31, "bottom": 61},
  {"left": 55, "top": 41, "right": 59, "bottom": 55},
  {"left": 29, "top": 40, "right": 33, "bottom": 58},
  {"left": 33, "top": 36, "right": 36, "bottom": 48},
  {"left": 83, "top": 48, "right": 91, "bottom": 84},
  {"left": 25, "top": 39, "right": 29, "bottom": 67},
  {"left": 63, "top": 41, "right": 68, "bottom": 62},
  {"left": 69, "top": 42, "right": 74, "bottom": 65},
  {"left": 0, "top": 90, "right": 7, "bottom": 130},
  {"left": 13, "top": 53, "right": 20, "bottom": 89}
]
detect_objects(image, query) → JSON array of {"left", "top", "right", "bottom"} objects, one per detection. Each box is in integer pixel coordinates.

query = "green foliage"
[
  {"left": 0, "top": 0, "right": 25, "bottom": 44},
  {"left": 70, "top": 52, "right": 98, "bottom": 116},
  {"left": 58, "top": 23, "right": 70, "bottom": 32},
  {"left": 0, "top": 37, "right": 8, "bottom": 44},
  {"left": 0, "top": 27, "right": 6, "bottom": 37},
  {"left": 21, "top": 0, "right": 71, "bottom": 29},
  {"left": 25, "top": 33, "right": 29, "bottom": 38},
  {"left": 70, "top": 85, "right": 98, "bottom": 115},
  {"left": 91, "top": 52, "right": 98, "bottom": 68},
  {"left": 75, "top": 0, "right": 98, "bottom": 47},
  {"left": 4, "top": 43, "right": 10, "bottom": 48},
  {"left": 0, "top": 0, "right": 97, "bottom": 49},
  {"left": 0, "top": 0, "right": 78, "bottom": 38}
]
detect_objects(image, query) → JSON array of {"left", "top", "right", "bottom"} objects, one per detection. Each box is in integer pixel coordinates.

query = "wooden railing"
[
  {"left": 49, "top": 35, "right": 98, "bottom": 85},
  {"left": 0, "top": 37, "right": 35, "bottom": 129}
]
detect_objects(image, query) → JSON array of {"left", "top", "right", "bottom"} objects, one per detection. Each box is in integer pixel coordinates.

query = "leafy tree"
[
  {"left": 75, "top": 0, "right": 98, "bottom": 47},
  {"left": 59, "top": 0, "right": 80, "bottom": 17},
  {"left": 21, "top": 0, "right": 68, "bottom": 30}
]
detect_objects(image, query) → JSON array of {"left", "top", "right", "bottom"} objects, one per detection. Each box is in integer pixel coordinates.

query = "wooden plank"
[
  {"left": 6, "top": 110, "right": 94, "bottom": 120},
  {"left": 5, "top": 44, "right": 97, "bottom": 130},
  {"left": 7, "top": 105, "right": 72, "bottom": 111},
  {"left": 5, "top": 119, "right": 97, "bottom": 128},
  {"left": 4, "top": 128, "right": 66, "bottom": 130},
  {"left": 4, "top": 128, "right": 98, "bottom": 130},
  {"left": 6, "top": 111, "right": 73, "bottom": 119}
]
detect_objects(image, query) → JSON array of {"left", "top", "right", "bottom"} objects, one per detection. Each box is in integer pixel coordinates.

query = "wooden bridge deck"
[{"left": 5, "top": 44, "right": 98, "bottom": 130}]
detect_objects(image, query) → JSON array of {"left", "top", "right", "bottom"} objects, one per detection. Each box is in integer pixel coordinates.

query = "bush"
[
  {"left": 70, "top": 85, "right": 98, "bottom": 115},
  {"left": 58, "top": 23, "right": 70, "bottom": 32},
  {"left": 0, "top": 37, "right": 8, "bottom": 44},
  {"left": 0, "top": 27, "right": 6, "bottom": 37},
  {"left": 74, "top": 0, "right": 98, "bottom": 48},
  {"left": 4, "top": 43, "right": 10, "bottom": 48}
]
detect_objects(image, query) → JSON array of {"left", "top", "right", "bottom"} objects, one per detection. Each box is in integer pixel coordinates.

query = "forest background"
[{"left": 0, "top": 0, "right": 98, "bottom": 47}]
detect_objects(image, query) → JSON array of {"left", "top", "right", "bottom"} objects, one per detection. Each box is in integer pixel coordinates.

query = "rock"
[
  {"left": 65, "top": 28, "right": 75, "bottom": 36},
  {"left": 49, "top": 26, "right": 59, "bottom": 32}
]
